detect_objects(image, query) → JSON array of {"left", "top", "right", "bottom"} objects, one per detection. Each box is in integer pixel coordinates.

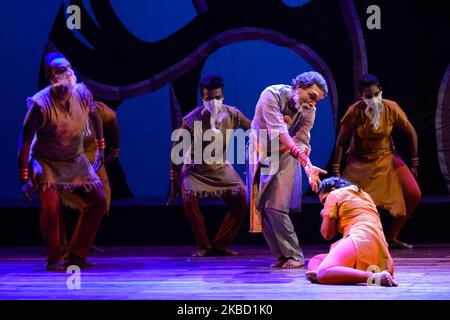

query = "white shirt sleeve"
[{"left": 259, "top": 90, "right": 288, "bottom": 137}]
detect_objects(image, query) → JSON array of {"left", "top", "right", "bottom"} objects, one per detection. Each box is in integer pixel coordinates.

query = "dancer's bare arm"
[
  {"left": 320, "top": 216, "right": 337, "bottom": 241},
  {"left": 167, "top": 121, "right": 188, "bottom": 205},
  {"left": 333, "top": 125, "right": 352, "bottom": 177},
  {"left": 236, "top": 109, "right": 251, "bottom": 129},
  {"left": 89, "top": 107, "right": 105, "bottom": 167},
  {"left": 105, "top": 115, "right": 120, "bottom": 166},
  {"left": 398, "top": 120, "right": 419, "bottom": 179},
  {"left": 18, "top": 105, "right": 41, "bottom": 200}
]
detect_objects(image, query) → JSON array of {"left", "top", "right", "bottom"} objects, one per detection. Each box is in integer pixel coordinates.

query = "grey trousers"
[{"left": 263, "top": 208, "right": 304, "bottom": 262}]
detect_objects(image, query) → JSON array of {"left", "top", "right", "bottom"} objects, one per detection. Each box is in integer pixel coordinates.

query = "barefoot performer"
[
  {"left": 168, "top": 75, "right": 251, "bottom": 257},
  {"left": 306, "top": 177, "right": 397, "bottom": 286},
  {"left": 333, "top": 74, "right": 421, "bottom": 249},
  {"left": 247, "top": 72, "right": 328, "bottom": 269},
  {"left": 17, "top": 52, "right": 106, "bottom": 271}
]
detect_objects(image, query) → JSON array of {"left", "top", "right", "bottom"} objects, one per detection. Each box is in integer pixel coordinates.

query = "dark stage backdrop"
[{"left": 0, "top": 0, "right": 449, "bottom": 200}]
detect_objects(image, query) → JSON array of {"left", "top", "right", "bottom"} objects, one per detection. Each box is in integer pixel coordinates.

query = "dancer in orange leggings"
[
  {"left": 333, "top": 74, "right": 421, "bottom": 249},
  {"left": 18, "top": 52, "right": 106, "bottom": 271},
  {"left": 306, "top": 177, "right": 397, "bottom": 286}
]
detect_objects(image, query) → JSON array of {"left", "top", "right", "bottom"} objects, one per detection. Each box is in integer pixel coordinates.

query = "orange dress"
[
  {"left": 341, "top": 99, "right": 410, "bottom": 217},
  {"left": 322, "top": 185, "right": 394, "bottom": 274}
]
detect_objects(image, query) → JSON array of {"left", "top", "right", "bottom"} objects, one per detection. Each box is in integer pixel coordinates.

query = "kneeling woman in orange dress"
[{"left": 306, "top": 177, "right": 397, "bottom": 286}]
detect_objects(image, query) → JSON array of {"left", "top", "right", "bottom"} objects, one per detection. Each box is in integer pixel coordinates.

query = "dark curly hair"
[
  {"left": 291, "top": 71, "right": 328, "bottom": 97},
  {"left": 199, "top": 74, "right": 224, "bottom": 92},
  {"left": 43, "top": 52, "right": 67, "bottom": 78},
  {"left": 357, "top": 73, "right": 381, "bottom": 93},
  {"left": 318, "top": 177, "right": 354, "bottom": 195}
]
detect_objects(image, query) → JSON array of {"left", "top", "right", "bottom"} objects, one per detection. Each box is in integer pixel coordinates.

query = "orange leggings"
[
  {"left": 386, "top": 157, "right": 421, "bottom": 239},
  {"left": 308, "top": 237, "right": 379, "bottom": 285},
  {"left": 39, "top": 187, "right": 106, "bottom": 262}
]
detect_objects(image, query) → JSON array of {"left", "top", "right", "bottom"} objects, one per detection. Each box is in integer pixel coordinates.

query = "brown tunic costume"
[
  {"left": 26, "top": 83, "right": 101, "bottom": 193},
  {"left": 181, "top": 104, "right": 246, "bottom": 197},
  {"left": 341, "top": 99, "right": 410, "bottom": 217},
  {"left": 174, "top": 104, "right": 248, "bottom": 251},
  {"left": 59, "top": 101, "right": 115, "bottom": 212}
]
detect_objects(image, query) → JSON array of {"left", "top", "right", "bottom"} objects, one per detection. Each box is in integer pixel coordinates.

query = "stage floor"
[{"left": 1, "top": 245, "right": 449, "bottom": 300}]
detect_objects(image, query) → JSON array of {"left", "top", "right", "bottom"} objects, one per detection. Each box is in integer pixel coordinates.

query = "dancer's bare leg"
[
  {"left": 305, "top": 254, "right": 327, "bottom": 283},
  {"left": 308, "top": 254, "right": 328, "bottom": 271},
  {"left": 315, "top": 237, "right": 397, "bottom": 286}
]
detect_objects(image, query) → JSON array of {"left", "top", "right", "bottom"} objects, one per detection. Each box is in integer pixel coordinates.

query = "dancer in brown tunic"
[
  {"left": 17, "top": 52, "right": 106, "bottom": 271},
  {"left": 333, "top": 74, "right": 421, "bottom": 249},
  {"left": 168, "top": 75, "right": 251, "bottom": 257}
]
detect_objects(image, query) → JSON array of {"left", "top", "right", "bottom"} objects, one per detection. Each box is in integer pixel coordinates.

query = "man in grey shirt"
[{"left": 247, "top": 71, "right": 328, "bottom": 269}]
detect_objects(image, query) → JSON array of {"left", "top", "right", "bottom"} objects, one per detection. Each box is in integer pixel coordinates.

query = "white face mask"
[
  {"left": 363, "top": 91, "right": 383, "bottom": 130},
  {"left": 65, "top": 74, "right": 77, "bottom": 89},
  {"left": 204, "top": 98, "right": 224, "bottom": 132},
  {"left": 205, "top": 98, "right": 223, "bottom": 112},
  {"left": 52, "top": 73, "right": 77, "bottom": 93}
]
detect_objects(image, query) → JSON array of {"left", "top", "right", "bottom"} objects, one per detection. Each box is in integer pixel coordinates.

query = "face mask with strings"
[
  {"left": 51, "top": 66, "right": 77, "bottom": 95},
  {"left": 362, "top": 91, "right": 383, "bottom": 130},
  {"left": 204, "top": 98, "right": 225, "bottom": 133}
]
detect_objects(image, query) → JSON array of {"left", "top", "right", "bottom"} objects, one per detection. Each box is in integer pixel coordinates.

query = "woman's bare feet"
[
  {"left": 282, "top": 258, "right": 304, "bottom": 269},
  {"left": 306, "top": 271, "right": 319, "bottom": 283},
  {"left": 46, "top": 260, "right": 64, "bottom": 272},
  {"left": 388, "top": 239, "right": 413, "bottom": 249},
  {"left": 375, "top": 271, "right": 398, "bottom": 287},
  {"left": 271, "top": 257, "right": 288, "bottom": 268}
]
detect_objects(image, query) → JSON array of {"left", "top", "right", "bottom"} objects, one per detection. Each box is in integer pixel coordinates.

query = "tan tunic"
[
  {"left": 322, "top": 185, "right": 394, "bottom": 274},
  {"left": 60, "top": 101, "right": 116, "bottom": 212},
  {"left": 341, "top": 99, "right": 410, "bottom": 217},
  {"left": 26, "top": 83, "right": 101, "bottom": 193},
  {"left": 180, "top": 104, "right": 246, "bottom": 198}
]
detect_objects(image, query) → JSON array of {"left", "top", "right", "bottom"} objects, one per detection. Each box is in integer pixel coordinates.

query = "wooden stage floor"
[{"left": 1, "top": 245, "right": 450, "bottom": 300}]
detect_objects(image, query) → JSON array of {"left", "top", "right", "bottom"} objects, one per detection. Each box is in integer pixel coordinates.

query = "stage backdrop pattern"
[{"left": 0, "top": 0, "right": 448, "bottom": 199}]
